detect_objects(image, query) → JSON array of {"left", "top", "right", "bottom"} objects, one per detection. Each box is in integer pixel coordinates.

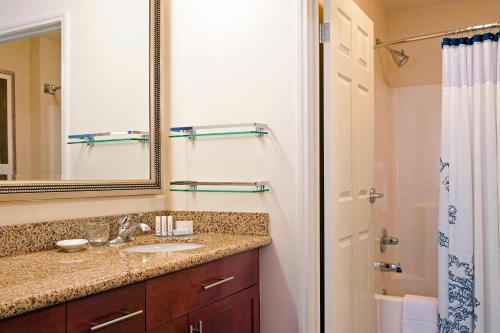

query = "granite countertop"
[{"left": 0, "top": 233, "right": 271, "bottom": 320}]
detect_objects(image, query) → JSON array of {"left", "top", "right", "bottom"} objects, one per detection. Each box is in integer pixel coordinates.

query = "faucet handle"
[
  {"left": 382, "top": 236, "right": 399, "bottom": 246},
  {"left": 119, "top": 215, "right": 131, "bottom": 225},
  {"left": 374, "top": 261, "right": 403, "bottom": 273},
  {"left": 118, "top": 215, "right": 133, "bottom": 236},
  {"left": 379, "top": 228, "right": 399, "bottom": 253}
]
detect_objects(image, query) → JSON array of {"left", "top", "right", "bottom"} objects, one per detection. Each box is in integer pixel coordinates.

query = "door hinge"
[{"left": 319, "top": 23, "right": 330, "bottom": 44}]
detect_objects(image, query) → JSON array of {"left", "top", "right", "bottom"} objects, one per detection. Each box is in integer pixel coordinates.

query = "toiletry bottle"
[
  {"left": 155, "top": 216, "right": 161, "bottom": 236},
  {"left": 161, "top": 216, "right": 167, "bottom": 237},
  {"left": 167, "top": 216, "right": 173, "bottom": 236}
]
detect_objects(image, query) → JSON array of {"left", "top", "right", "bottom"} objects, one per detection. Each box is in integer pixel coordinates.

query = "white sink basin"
[{"left": 122, "top": 243, "right": 204, "bottom": 253}]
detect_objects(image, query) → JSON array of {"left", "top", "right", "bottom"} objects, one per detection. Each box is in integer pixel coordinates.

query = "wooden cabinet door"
[
  {"left": 0, "top": 305, "right": 65, "bottom": 333},
  {"left": 146, "top": 316, "right": 188, "bottom": 333},
  {"left": 188, "top": 286, "right": 259, "bottom": 333}
]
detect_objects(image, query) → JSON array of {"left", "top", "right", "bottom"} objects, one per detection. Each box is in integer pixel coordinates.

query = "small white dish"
[{"left": 56, "top": 239, "right": 89, "bottom": 253}]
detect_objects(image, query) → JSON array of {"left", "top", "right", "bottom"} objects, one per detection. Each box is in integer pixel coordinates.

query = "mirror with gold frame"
[{"left": 0, "top": 0, "right": 161, "bottom": 197}]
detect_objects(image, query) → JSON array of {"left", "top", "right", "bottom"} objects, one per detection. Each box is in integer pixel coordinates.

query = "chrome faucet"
[
  {"left": 374, "top": 261, "right": 402, "bottom": 273},
  {"left": 109, "top": 214, "right": 151, "bottom": 244},
  {"left": 379, "top": 228, "right": 399, "bottom": 253}
]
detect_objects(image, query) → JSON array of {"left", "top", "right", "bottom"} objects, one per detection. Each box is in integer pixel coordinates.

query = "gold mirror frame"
[{"left": 0, "top": 0, "right": 162, "bottom": 198}]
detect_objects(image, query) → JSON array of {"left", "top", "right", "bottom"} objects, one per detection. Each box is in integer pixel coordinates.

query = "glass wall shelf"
[
  {"left": 170, "top": 181, "right": 269, "bottom": 193},
  {"left": 169, "top": 123, "right": 268, "bottom": 139},
  {"left": 67, "top": 138, "right": 149, "bottom": 145},
  {"left": 67, "top": 130, "right": 149, "bottom": 146},
  {"left": 170, "top": 188, "right": 269, "bottom": 193}
]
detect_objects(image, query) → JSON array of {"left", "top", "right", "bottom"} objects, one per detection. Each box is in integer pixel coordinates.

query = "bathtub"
[
  {"left": 375, "top": 294, "right": 438, "bottom": 333},
  {"left": 375, "top": 294, "right": 404, "bottom": 333}
]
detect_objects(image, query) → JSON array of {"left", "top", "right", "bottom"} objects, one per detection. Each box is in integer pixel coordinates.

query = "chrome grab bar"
[
  {"left": 89, "top": 310, "right": 143, "bottom": 331},
  {"left": 202, "top": 276, "right": 235, "bottom": 290}
]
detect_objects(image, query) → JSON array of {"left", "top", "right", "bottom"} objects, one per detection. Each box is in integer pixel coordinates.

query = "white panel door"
[{"left": 323, "top": 0, "right": 374, "bottom": 332}]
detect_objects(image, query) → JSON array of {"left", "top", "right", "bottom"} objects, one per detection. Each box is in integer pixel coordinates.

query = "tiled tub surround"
[{"left": 0, "top": 211, "right": 269, "bottom": 257}]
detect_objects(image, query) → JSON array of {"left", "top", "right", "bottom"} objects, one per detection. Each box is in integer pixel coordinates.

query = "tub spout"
[{"left": 374, "top": 261, "right": 402, "bottom": 273}]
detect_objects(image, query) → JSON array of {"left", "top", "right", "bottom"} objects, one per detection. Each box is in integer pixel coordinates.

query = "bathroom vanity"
[
  {"left": 0, "top": 249, "right": 260, "bottom": 333},
  {"left": 0, "top": 220, "right": 271, "bottom": 333}
]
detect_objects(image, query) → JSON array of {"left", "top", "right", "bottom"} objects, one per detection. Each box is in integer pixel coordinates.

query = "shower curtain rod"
[{"left": 375, "top": 21, "right": 500, "bottom": 49}]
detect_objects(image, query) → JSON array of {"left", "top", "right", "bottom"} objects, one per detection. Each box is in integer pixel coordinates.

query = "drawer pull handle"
[
  {"left": 190, "top": 320, "right": 203, "bottom": 333},
  {"left": 202, "top": 276, "right": 235, "bottom": 290},
  {"left": 90, "top": 310, "right": 143, "bottom": 331}
]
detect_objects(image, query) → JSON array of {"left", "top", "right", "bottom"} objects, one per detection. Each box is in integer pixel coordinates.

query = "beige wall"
[{"left": 33, "top": 35, "right": 62, "bottom": 179}]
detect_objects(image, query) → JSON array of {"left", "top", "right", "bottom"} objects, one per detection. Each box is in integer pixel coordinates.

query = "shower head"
[
  {"left": 388, "top": 48, "right": 409, "bottom": 67},
  {"left": 376, "top": 38, "right": 410, "bottom": 67}
]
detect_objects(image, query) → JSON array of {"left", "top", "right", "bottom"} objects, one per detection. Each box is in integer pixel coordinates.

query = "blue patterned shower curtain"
[{"left": 439, "top": 32, "right": 500, "bottom": 333}]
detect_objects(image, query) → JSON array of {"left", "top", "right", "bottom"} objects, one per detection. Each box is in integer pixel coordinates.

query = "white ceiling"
[{"left": 380, "top": 0, "right": 461, "bottom": 11}]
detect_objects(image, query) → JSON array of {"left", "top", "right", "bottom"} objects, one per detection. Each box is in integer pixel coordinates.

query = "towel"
[{"left": 402, "top": 294, "right": 438, "bottom": 333}]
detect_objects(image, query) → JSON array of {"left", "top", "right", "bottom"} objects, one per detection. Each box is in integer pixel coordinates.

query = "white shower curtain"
[{"left": 439, "top": 33, "right": 500, "bottom": 333}]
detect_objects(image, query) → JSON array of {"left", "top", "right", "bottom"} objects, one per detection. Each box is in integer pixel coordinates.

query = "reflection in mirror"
[
  {"left": 0, "top": 24, "right": 61, "bottom": 181},
  {"left": 0, "top": 0, "right": 151, "bottom": 184}
]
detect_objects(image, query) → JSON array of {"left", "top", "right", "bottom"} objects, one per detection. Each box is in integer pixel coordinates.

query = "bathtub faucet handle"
[
  {"left": 374, "top": 261, "right": 403, "bottom": 273},
  {"left": 379, "top": 228, "right": 399, "bottom": 253}
]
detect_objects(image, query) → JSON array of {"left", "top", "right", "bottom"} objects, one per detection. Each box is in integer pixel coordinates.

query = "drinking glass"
[{"left": 86, "top": 223, "right": 109, "bottom": 246}]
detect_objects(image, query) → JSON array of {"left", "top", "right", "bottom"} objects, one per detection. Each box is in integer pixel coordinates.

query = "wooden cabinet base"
[
  {"left": 0, "top": 305, "right": 65, "bottom": 333},
  {"left": 0, "top": 250, "right": 261, "bottom": 333}
]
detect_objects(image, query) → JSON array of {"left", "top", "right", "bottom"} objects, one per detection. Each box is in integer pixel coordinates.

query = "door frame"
[
  {"left": 298, "top": 0, "right": 321, "bottom": 332},
  {"left": 0, "top": 70, "right": 15, "bottom": 180}
]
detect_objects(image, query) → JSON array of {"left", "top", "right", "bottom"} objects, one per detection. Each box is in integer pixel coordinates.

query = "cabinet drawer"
[
  {"left": 188, "top": 285, "right": 260, "bottom": 333},
  {"left": 67, "top": 282, "right": 145, "bottom": 333},
  {"left": 0, "top": 304, "right": 65, "bottom": 333},
  {"left": 146, "top": 249, "right": 259, "bottom": 330}
]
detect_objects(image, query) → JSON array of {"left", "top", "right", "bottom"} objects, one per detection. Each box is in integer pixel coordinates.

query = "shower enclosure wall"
[{"left": 355, "top": 0, "right": 500, "bottom": 298}]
